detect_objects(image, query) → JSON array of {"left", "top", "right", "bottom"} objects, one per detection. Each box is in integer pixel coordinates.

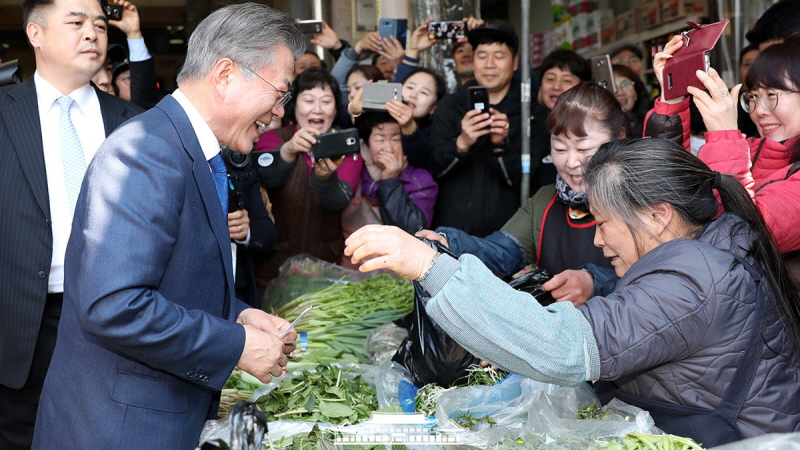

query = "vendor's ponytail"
[{"left": 713, "top": 173, "right": 800, "bottom": 348}]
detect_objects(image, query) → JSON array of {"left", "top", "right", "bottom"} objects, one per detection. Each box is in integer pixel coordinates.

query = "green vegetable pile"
[
  {"left": 219, "top": 369, "right": 262, "bottom": 418},
  {"left": 454, "top": 412, "right": 497, "bottom": 430},
  {"left": 414, "top": 365, "right": 509, "bottom": 417},
  {"left": 604, "top": 432, "right": 705, "bottom": 450},
  {"left": 276, "top": 274, "right": 413, "bottom": 363},
  {"left": 576, "top": 403, "right": 611, "bottom": 420},
  {"left": 487, "top": 432, "right": 705, "bottom": 449},
  {"left": 255, "top": 364, "right": 377, "bottom": 425}
]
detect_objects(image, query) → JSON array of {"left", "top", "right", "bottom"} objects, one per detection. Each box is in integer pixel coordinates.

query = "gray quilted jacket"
[{"left": 580, "top": 213, "right": 800, "bottom": 437}]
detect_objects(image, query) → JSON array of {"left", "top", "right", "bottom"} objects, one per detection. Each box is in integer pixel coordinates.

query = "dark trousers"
[{"left": 0, "top": 293, "right": 62, "bottom": 450}]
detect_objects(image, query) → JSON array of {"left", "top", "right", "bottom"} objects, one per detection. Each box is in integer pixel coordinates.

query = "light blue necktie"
[
  {"left": 58, "top": 96, "right": 87, "bottom": 214},
  {"left": 208, "top": 153, "right": 228, "bottom": 220}
]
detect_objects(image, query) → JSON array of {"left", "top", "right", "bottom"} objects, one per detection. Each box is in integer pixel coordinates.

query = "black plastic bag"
[
  {"left": 392, "top": 239, "right": 478, "bottom": 388},
  {"left": 507, "top": 269, "right": 555, "bottom": 306},
  {"left": 393, "top": 240, "right": 557, "bottom": 388}
]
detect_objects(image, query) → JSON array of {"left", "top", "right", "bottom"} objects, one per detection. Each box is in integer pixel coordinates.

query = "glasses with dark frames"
[{"left": 237, "top": 63, "right": 292, "bottom": 110}]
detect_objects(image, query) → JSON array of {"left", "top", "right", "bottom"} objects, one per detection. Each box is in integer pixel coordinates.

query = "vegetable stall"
[{"left": 199, "top": 257, "right": 800, "bottom": 450}]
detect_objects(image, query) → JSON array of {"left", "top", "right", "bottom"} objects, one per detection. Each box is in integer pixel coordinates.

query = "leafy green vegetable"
[
  {"left": 459, "top": 364, "right": 509, "bottom": 386},
  {"left": 255, "top": 364, "right": 377, "bottom": 425},
  {"left": 414, "top": 383, "right": 456, "bottom": 417},
  {"left": 454, "top": 411, "right": 497, "bottom": 429},
  {"left": 602, "top": 432, "right": 705, "bottom": 450},
  {"left": 576, "top": 403, "right": 611, "bottom": 420}
]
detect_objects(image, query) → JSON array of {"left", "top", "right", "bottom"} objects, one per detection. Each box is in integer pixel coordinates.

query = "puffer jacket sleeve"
[
  {"left": 436, "top": 227, "right": 526, "bottom": 276},
  {"left": 643, "top": 97, "right": 692, "bottom": 149},
  {"left": 376, "top": 170, "right": 437, "bottom": 232},
  {"left": 701, "top": 133, "right": 800, "bottom": 252},
  {"left": 579, "top": 241, "right": 716, "bottom": 380}
]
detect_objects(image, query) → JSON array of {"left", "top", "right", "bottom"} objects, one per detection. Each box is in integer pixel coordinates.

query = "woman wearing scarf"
[{"left": 419, "top": 83, "right": 626, "bottom": 305}]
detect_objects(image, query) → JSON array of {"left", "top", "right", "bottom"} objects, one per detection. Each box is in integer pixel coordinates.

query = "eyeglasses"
[
  {"left": 237, "top": 63, "right": 292, "bottom": 110},
  {"left": 618, "top": 81, "right": 635, "bottom": 90},
  {"left": 740, "top": 89, "right": 800, "bottom": 113},
  {"left": 612, "top": 56, "right": 640, "bottom": 65}
]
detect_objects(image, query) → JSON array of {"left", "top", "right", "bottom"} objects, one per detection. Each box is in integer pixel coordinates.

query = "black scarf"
[{"left": 554, "top": 174, "right": 589, "bottom": 212}]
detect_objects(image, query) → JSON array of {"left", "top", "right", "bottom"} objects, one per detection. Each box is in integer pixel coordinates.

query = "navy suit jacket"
[
  {"left": 0, "top": 78, "right": 141, "bottom": 390},
  {"left": 32, "top": 95, "right": 250, "bottom": 450}
]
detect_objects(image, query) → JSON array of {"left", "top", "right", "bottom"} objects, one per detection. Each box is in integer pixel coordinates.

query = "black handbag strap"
[{"left": 716, "top": 254, "right": 766, "bottom": 419}]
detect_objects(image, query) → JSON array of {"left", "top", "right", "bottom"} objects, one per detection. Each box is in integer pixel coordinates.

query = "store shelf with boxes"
[{"left": 531, "top": 0, "right": 710, "bottom": 68}]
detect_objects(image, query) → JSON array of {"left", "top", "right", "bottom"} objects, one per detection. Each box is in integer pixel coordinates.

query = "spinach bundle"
[{"left": 255, "top": 364, "right": 377, "bottom": 425}]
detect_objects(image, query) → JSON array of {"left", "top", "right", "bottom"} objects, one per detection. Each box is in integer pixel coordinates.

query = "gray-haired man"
[{"left": 32, "top": 4, "right": 304, "bottom": 450}]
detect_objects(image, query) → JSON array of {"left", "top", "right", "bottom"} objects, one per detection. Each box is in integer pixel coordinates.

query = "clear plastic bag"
[
  {"left": 261, "top": 253, "right": 372, "bottom": 311},
  {"left": 365, "top": 321, "right": 409, "bottom": 365},
  {"left": 434, "top": 375, "right": 557, "bottom": 448}
]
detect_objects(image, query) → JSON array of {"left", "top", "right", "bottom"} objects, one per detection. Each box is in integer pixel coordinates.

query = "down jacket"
[
  {"left": 580, "top": 213, "right": 800, "bottom": 438},
  {"left": 644, "top": 97, "right": 800, "bottom": 252}
]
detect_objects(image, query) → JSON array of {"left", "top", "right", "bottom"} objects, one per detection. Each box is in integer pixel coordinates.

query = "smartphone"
[
  {"left": 298, "top": 20, "right": 323, "bottom": 35},
  {"left": 591, "top": 55, "right": 617, "bottom": 94},
  {"left": 362, "top": 81, "right": 403, "bottom": 110},
  {"left": 379, "top": 18, "right": 408, "bottom": 48},
  {"left": 312, "top": 128, "right": 360, "bottom": 160},
  {"left": 468, "top": 86, "right": 490, "bottom": 116},
  {"left": 427, "top": 20, "right": 467, "bottom": 40},
  {"left": 104, "top": 4, "right": 123, "bottom": 21}
]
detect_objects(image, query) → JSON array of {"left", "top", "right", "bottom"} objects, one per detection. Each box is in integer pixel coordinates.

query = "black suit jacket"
[{"left": 0, "top": 77, "right": 142, "bottom": 389}]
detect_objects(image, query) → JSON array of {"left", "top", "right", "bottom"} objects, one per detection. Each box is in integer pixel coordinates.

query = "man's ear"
[
  {"left": 26, "top": 22, "right": 43, "bottom": 49},
  {"left": 649, "top": 202, "right": 674, "bottom": 237},
  {"left": 211, "top": 58, "right": 236, "bottom": 92},
  {"left": 513, "top": 54, "right": 519, "bottom": 71}
]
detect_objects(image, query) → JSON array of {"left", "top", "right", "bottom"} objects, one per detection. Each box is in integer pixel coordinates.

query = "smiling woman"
[
  {"left": 424, "top": 82, "right": 624, "bottom": 306},
  {"left": 254, "top": 67, "right": 363, "bottom": 285},
  {"left": 645, "top": 34, "right": 800, "bottom": 283}
]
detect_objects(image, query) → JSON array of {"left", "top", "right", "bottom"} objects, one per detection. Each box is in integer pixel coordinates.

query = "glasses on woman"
[
  {"left": 612, "top": 56, "right": 640, "bottom": 66},
  {"left": 740, "top": 89, "right": 800, "bottom": 113},
  {"left": 618, "top": 81, "right": 635, "bottom": 91},
  {"left": 237, "top": 63, "right": 292, "bottom": 110}
]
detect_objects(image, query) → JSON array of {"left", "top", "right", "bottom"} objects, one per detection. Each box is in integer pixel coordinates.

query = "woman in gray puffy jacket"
[{"left": 344, "top": 138, "right": 800, "bottom": 446}]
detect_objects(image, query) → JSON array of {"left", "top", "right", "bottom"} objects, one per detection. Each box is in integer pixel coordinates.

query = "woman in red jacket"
[{"left": 646, "top": 35, "right": 800, "bottom": 262}]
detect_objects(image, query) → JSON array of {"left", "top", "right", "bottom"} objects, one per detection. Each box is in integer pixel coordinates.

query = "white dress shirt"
[{"left": 35, "top": 72, "right": 106, "bottom": 293}]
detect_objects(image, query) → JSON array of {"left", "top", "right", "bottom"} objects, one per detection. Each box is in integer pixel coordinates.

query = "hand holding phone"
[{"left": 311, "top": 128, "right": 360, "bottom": 160}]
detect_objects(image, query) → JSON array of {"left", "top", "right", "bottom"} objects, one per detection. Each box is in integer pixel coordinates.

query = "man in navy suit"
[
  {"left": 32, "top": 3, "right": 305, "bottom": 450},
  {"left": 0, "top": 1, "right": 142, "bottom": 449}
]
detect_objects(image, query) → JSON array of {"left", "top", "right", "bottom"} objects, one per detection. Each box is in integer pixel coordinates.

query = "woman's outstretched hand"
[{"left": 344, "top": 225, "right": 437, "bottom": 279}]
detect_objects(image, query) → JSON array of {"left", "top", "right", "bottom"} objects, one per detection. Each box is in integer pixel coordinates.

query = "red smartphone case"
[{"left": 662, "top": 19, "right": 729, "bottom": 100}]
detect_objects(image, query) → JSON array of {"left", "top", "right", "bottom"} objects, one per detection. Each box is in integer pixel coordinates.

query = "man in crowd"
[
  {"left": 0, "top": 1, "right": 142, "bottom": 449},
  {"left": 745, "top": 0, "right": 800, "bottom": 50},
  {"left": 451, "top": 39, "right": 475, "bottom": 89},
  {"left": 428, "top": 21, "right": 521, "bottom": 237},
  {"left": 31, "top": 4, "right": 304, "bottom": 450}
]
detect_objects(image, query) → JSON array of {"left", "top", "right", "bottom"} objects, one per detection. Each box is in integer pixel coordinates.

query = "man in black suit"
[{"left": 0, "top": 0, "right": 142, "bottom": 448}]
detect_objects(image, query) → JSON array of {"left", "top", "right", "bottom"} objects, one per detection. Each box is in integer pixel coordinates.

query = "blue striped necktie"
[
  {"left": 208, "top": 153, "right": 228, "bottom": 219},
  {"left": 58, "top": 96, "right": 87, "bottom": 214}
]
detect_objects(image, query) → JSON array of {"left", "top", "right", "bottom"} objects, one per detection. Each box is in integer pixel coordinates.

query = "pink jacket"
[{"left": 648, "top": 97, "right": 800, "bottom": 253}]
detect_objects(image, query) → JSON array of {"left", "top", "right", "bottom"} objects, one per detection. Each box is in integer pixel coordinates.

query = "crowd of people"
[{"left": 2, "top": 0, "right": 800, "bottom": 449}]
